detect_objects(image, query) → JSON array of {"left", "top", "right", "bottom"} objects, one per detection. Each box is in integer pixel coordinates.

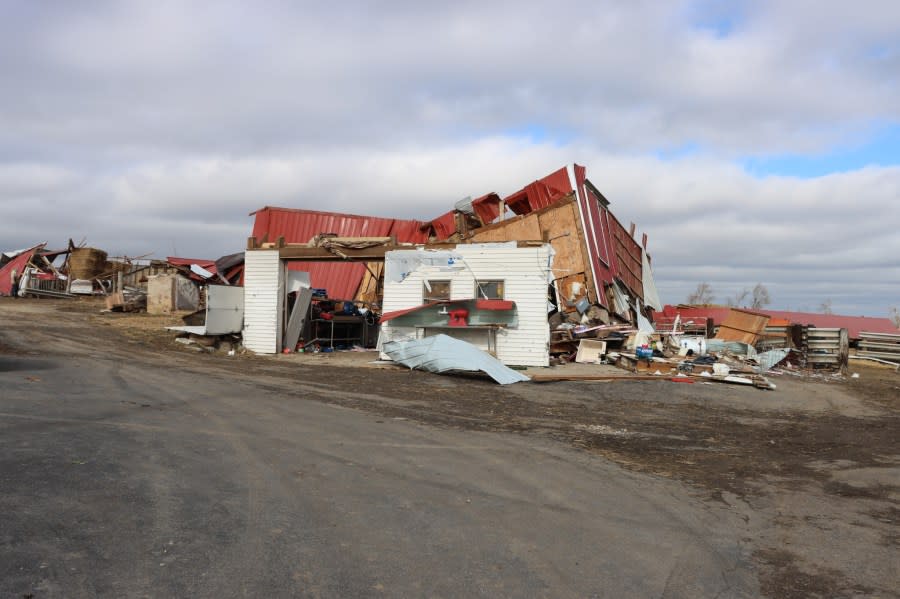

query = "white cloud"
[{"left": 0, "top": 1, "right": 898, "bottom": 314}]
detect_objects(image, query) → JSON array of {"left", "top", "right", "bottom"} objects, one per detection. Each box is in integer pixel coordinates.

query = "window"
[
  {"left": 476, "top": 280, "right": 504, "bottom": 299},
  {"left": 423, "top": 280, "right": 451, "bottom": 302}
]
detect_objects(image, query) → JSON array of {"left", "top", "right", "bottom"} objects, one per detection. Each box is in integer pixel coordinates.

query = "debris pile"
[
  {"left": 1, "top": 243, "right": 70, "bottom": 298},
  {"left": 856, "top": 332, "right": 900, "bottom": 366}
]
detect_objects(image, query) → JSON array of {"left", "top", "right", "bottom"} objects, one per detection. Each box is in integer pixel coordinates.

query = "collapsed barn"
[{"left": 242, "top": 164, "right": 661, "bottom": 362}]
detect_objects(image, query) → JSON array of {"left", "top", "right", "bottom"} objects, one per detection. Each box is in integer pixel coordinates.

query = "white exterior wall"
[
  {"left": 243, "top": 250, "right": 284, "bottom": 354},
  {"left": 381, "top": 244, "right": 552, "bottom": 366}
]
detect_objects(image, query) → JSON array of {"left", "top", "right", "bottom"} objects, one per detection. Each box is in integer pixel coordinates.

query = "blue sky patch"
[
  {"left": 504, "top": 124, "right": 575, "bottom": 147},
  {"left": 684, "top": 0, "right": 744, "bottom": 38},
  {"left": 743, "top": 123, "right": 900, "bottom": 178}
]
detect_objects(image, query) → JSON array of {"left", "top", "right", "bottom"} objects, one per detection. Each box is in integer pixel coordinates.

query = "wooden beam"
[
  {"left": 275, "top": 245, "right": 396, "bottom": 261},
  {"left": 530, "top": 374, "right": 684, "bottom": 383}
]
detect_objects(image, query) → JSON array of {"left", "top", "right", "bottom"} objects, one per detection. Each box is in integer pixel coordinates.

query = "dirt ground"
[{"left": 2, "top": 297, "right": 898, "bottom": 598}]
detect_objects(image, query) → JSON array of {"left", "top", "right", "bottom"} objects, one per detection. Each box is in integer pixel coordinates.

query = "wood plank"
[
  {"left": 355, "top": 261, "right": 384, "bottom": 305},
  {"left": 531, "top": 374, "right": 681, "bottom": 382},
  {"left": 275, "top": 246, "right": 394, "bottom": 261}
]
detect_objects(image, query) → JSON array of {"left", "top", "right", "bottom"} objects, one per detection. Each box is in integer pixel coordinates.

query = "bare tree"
[
  {"left": 890, "top": 307, "right": 900, "bottom": 328},
  {"left": 686, "top": 282, "right": 714, "bottom": 305},
  {"left": 750, "top": 283, "right": 771, "bottom": 309},
  {"left": 819, "top": 299, "right": 833, "bottom": 314},
  {"left": 726, "top": 288, "right": 750, "bottom": 307}
]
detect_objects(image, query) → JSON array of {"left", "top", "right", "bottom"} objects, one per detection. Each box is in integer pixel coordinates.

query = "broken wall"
[
  {"left": 146, "top": 274, "right": 199, "bottom": 314},
  {"left": 380, "top": 243, "right": 553, "bottom": 367},
  {"left": 468, "top": 195, "right": 594, "bottom": 314}
]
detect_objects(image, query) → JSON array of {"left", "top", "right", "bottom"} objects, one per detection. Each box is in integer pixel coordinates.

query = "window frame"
[
  {"left": 475, "top": 279, "right": 505, "bottom": 300},
  {"left": 423, "top": 279, "right": 452, "bottom": 303}
]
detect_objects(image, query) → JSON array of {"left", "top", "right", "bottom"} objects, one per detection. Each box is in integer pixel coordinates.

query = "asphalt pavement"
[{"left": 0, "top": 350, "right": 757, "bottom": 598}]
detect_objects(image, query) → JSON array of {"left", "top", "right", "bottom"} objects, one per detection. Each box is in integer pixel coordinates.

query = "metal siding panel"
[
  {"left": 607, "top": 212, "right": 644, "bottom": 300},
  {"left": 204, "top": 285, "right": 245, "bottom": 334},
  {"left": 573, "top": 166, "right": 611, "bottom": 307},
  {"left": 243, "top": 250, "right": 282, "bottom": 354}
]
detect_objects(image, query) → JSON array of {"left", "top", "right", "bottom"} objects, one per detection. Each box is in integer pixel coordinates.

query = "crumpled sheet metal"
[
  {"left": 757, "top": 349, "right": 791, "bottom": 372},
  {"left": 383, "top": 334, "right": 530, "bottom": 385},
  {"left": 706, "top": 339, "right": 758, "bottom": 359}
]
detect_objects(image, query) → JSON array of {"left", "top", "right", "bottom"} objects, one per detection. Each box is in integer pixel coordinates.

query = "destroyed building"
[{"left": 242, "top": 164, "right": 662, "bottom": 360}]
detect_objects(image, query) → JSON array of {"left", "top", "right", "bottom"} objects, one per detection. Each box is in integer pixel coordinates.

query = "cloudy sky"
[{"left": 2, "top": 0, "right": 898, "bottom": 315}]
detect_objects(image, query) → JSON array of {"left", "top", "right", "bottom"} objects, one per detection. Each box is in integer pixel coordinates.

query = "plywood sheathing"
[
  {"left": 467, "top": 194, "right": 596, "bottom": 311},
  {"left": 355, "top": 262, "right": 385, "bottom": 306},
  {"left": 714, "top": 308, "right": 771, "bottom": 344}
]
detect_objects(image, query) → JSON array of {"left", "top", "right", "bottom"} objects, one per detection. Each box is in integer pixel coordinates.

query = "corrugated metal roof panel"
[
  {"left": 389, "top": 219, "right": 430, "bottom": 244},
  {"left": 606, "top": 211, "right": 644, "bottom": 301},
  {"left": 471, "top": 193, "right": 501, "bottom": 224},
  {"left": 574, "top": 165, "right": 613, "bottom": 306},
  {"left": 0, "top": 244, "right": 44, "bottom": 296},
  {"left": 382, "top": 334, "right": 530, "bottom": 384},
  {"left": 504, "top": 166, "right": 573, "bottom": 215},
  {"left": 251, "top": 207, "right": 427, "bottom": 301},
  {"left": 430, "top": 210, "right": 457, "bottom": 239}
]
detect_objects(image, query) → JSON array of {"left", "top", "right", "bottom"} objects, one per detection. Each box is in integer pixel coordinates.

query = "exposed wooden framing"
[
  {"left": 467, "top": 194, "right": 596, "bottom": 311},
  {"left": 274, "top": 246, "right": 397, "bottom": 261},
  {"left": 249, "top": 240, "right": 547, "bottom": 262}
]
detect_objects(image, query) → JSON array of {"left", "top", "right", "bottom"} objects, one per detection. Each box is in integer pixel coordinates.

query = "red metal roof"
[
  {"left": 250, "top": 207, "right": 429, "bottom": 301},
  {"left": 655, "top": 305, "right": 899, "bottom": 340},
  {"left": 471, "top": 193, "right": 501, "bottom": 224},
  {"left": 763, "top": 309, "right": 899, "bottom": 339},
  {"left": 503, "top": 166, "right": 573, "bottom": 215},
  {"left": 0, "top": 244, "right": 45, "bottom": 296},
  {"left": 429, "top": 210, "right": 457, "bottom": 240},
  {"left": 573, "top": 165, "right": 644, "bottom": 304},
  {"left": 166, "top": 257, "right": 217, "bottom": 272}
]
